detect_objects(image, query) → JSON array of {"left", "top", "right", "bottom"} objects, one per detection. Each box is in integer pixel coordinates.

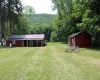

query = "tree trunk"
[
  {"left": 1, "top": 15, "right": 5, "bottom": 45},
  {"left": 9, "top": 20, "right": 12, "bottom": 35},
  {"left": 0, "top": 0, "right": 2, "bottom": 45},
  {"left": 8, "top": 0, "right": 12, "bottom": 36}
]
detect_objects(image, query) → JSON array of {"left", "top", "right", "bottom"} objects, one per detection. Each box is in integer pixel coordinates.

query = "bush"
[{"left": 50, "top": 31, "right": 57, "bottom": 42}]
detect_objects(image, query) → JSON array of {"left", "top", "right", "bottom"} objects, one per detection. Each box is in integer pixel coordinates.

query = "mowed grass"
[{"left": 0, "top": 42, "right": 100, "bottom": 80}]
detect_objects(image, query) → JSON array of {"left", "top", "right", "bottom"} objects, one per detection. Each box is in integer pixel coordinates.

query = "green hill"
[
  {"left": 28, "top": 13, "right": 55, "bottom": 41},
  {"left": 29, "top": 14, "right": 55, "bottom": 28}
]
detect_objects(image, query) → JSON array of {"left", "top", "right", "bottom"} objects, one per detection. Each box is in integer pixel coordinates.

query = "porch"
[{"left": 23, "top": 40, "right": 45, "bottom": 47}]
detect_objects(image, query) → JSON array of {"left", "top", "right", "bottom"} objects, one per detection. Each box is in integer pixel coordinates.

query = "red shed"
[
  {"left": 6, "top": 34, "right": 46, "bottom": 47},
  {"left": 68, "top": 32, "right": 92, "bottom": 48}
]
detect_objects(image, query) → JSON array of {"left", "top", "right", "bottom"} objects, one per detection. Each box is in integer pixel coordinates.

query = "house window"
[{"left": 12, "top": 40, "right": 16, "bottom": 44}]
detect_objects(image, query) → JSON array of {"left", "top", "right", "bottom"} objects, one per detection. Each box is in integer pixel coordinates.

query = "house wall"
[
  {"left": 6, "top": 40, "right": 23, "bottom": 47},
  {"left": 75, "top": 33, "right": 92, "bottom": 48},
  {"left": 6, "top": 40, "right": 46, "bottom": 47},
  {"left": 6, "top": 41, "right": 11, "bottom": 46}
]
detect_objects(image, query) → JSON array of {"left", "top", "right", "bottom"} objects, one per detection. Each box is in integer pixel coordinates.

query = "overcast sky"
[{"left": 20, "top": 0, "right": 56, "bottom": 14}]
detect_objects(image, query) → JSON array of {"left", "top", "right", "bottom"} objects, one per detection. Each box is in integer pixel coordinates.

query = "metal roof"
[
  {"left": 8, "top": 34, "right": 45, "bottom": 40},
  {"left": 68, "top": 32, "right": 81, "bottom": 37}
]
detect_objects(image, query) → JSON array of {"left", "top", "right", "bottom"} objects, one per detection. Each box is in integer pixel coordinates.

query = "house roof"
[
  {"left": 68, "top": 32, "right": 81, "bottom": 37},
  {"left": 8, "top": 34, "right": 45, "bottom": 40}
]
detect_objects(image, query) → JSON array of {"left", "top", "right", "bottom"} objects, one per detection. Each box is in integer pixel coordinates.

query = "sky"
[{"left": 20, "top": 0, "right": 56, "bottom": 14}]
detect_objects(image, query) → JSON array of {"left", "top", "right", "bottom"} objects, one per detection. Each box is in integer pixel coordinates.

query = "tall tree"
[
  {"left": 0, "top": 0, "right": 22, "bottom": 45},
  {"left": 51, "top": 0, "right": 77, "bottom": 41}
]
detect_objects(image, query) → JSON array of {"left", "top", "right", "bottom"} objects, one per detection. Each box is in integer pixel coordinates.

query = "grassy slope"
[{"left": 0, "top": 43, "right": 100, "bottom": 80}]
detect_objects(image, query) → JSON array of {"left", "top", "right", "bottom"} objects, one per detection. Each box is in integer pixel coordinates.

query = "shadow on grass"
[
  {"left": 59, "top": 42, "right": 100, "bottom": 52},
  {"left": 60, "top": 42, "right": 67, "bottom": 44},
  {"left": 88, "top": 47, "right": 100, "bottom": 51},
  {"left": 78, "top": 46, "right": 100, "bottom": 52},
  {"left": 49, "top": 42, "right": 67, "bottom": 44},
  {"left": 0, "top": 45, "right": 15, "bottom": 49},
  {"left": 0, "top": 45, "right": 47, "bottom": 49}
]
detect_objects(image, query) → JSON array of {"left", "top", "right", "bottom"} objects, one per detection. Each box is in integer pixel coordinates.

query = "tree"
[
  {"left": 51, "top": 0, "right": 77, "bottom": 41},
  {"left": 51, "top": 0, "right": 100, "bottom": 46},
  {"left": 50, "top": 31, "right": 57, "bottom": 42},
  {"left": 0, "top": 0, "right": 22, "bottom": 45},
  {"left": 23, "top": 5, "right": 35, "bottom": 16}
]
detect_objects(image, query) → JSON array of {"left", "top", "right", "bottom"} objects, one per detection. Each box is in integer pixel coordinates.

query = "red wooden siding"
[
  {"left": 6, "top": 41, "right": 11, "bottom": 46},
  {"left": 68, "top": 32, "right": 92, "bottom": 48},
  {"left": 75, "top": 33, "right": 92, "bottom": 48},
  {"left": 6, "top": 40, "right": 23, "bottom": 47}
]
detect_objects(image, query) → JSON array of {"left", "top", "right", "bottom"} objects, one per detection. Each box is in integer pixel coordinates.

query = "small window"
[{"left": 12, "top": 40, "right": 16, "bottom": 44}]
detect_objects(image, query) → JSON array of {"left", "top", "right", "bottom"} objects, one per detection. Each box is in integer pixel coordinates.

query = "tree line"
[
  {"left": 51, "top": 0, "right": 100, "bottom": 46},
  {"left": 0, "top": 0, "right": 22, "bottom": 44}
]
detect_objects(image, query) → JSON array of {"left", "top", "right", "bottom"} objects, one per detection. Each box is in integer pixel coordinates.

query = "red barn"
[
  {"left": 6, "top": 34, "right": 46, "bottom": 47},
  {"left": 68, "top": 32, "right": 92, "bottom": 48}
]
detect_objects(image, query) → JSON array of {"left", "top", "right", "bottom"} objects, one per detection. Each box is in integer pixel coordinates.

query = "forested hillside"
[
  {"left": 30, "top": 14, "right": 54, "bottom": 27},
  {"left": 28, "top": 14, "right": 55, "bottom": 41}
]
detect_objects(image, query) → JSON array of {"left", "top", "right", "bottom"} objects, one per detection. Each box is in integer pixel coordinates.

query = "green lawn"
[{"left": 0, "top": 43, "right": 100, "bottom": 80}]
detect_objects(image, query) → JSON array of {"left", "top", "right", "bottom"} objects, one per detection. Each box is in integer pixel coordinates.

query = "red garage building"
[
  {"left": 6, "top": 34, "right": 46, "bottom": 47},
  {"left": 68, "top": 32, "right": 92, "bottom": 48}
]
